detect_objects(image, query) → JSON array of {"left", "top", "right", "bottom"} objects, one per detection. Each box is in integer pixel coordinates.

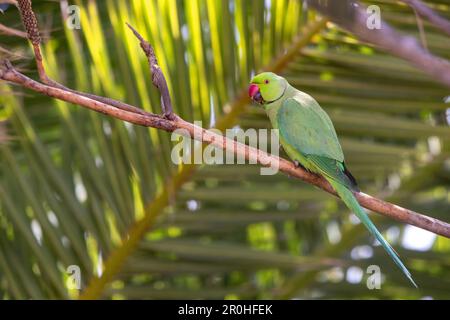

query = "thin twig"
[
  {"left": 2, "top": 2, "right": 450, "bottom": 237},
  {"left": 0, "top": 23, "right": 27, "bottom": 38},
  {"left": 1, "top": 60, "right": 449, "bottom": 238},
  {"left": 15, "top": 0, "right": 151, "bottom": 116},
  {"left": 126, "top": 23, "right": 175, "bottom": 120}
]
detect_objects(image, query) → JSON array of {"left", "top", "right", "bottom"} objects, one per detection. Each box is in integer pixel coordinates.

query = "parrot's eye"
[{"left": 264, "top": 80, "right": 269, "bottom": 84}]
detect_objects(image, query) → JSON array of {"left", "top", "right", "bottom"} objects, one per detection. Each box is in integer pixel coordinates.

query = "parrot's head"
[{"left": 248, "top": 72, "right": 287, "bottom": 105}]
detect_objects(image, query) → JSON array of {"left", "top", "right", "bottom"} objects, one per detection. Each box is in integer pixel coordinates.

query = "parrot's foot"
[{"left": 163, "top": 111, "right": 177, "bottom": 121}]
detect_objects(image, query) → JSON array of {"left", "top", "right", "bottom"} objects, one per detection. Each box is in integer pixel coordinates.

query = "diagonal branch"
[{"left": 306, "top": 0, "right": 450, "bottom": 88}]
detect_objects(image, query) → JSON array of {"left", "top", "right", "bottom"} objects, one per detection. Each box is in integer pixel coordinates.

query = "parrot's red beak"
[
  {"left": 248, "top": 84, "right": 264, "bottom": 104},
  {"left": 248, "top": 84, "right": 259, "bottom": 98}
]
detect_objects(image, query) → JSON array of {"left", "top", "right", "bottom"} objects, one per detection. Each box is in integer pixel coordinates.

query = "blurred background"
[{"left": 0, "top": 0, "right": 449, "bottom": 299}]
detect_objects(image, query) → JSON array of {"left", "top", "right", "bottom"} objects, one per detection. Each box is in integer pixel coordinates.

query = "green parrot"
[{"left": 249, "top": 72, "right": 417, "bottom": 287}]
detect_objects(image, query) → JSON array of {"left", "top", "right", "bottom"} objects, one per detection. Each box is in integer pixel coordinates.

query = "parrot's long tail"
[{"left": 328, "top": 179, "right": 418, "bottom": 288}]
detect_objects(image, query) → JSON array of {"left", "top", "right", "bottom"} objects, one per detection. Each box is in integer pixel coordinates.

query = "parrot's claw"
[
  {"left": 163, "top": 112, "right": 176, "bottom": 121},
  {"left": 293, "top": 160, "right": 309, "bottom": 172}
]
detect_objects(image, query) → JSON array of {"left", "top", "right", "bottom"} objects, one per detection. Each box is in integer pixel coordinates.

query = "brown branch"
[
  {"left": 1, "top": 1, "right": 449, "bottom": 239},
  {"left": 126, "top": 23, "right": 175, "bottom": 120},
  {"left": 402, "top": 0, "right": 450, "bottom": 37},
  {"left": 307, "top": 0, "right": 450, "bottom": 89},
  {"left": 1, "top": 60, "right": 449, "bottom": 238}
]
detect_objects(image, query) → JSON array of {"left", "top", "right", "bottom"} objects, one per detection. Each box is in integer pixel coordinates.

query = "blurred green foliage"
[{"left": 0, "top": 0, "right": 449, "bottom": 299}]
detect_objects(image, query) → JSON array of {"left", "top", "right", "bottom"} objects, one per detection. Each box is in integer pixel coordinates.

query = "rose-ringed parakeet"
[{"left": 249, "top": 72, "right": 417, "bottom": 287}]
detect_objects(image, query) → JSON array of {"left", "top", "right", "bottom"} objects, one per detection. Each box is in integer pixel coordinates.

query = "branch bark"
[
  {"left": 1, "top": 61, "right": 449, "bottom": 238},
  {"left": 1, "top": 0, "right": 450, "bottom": 239},
  {"left": 126, "top": 23, "right": 175, "bottom": 120}
]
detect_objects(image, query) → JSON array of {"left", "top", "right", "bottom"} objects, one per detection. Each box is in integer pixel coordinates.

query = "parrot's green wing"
[{"left": 277, "top": 97, "right": 357, "bottom": 190}]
